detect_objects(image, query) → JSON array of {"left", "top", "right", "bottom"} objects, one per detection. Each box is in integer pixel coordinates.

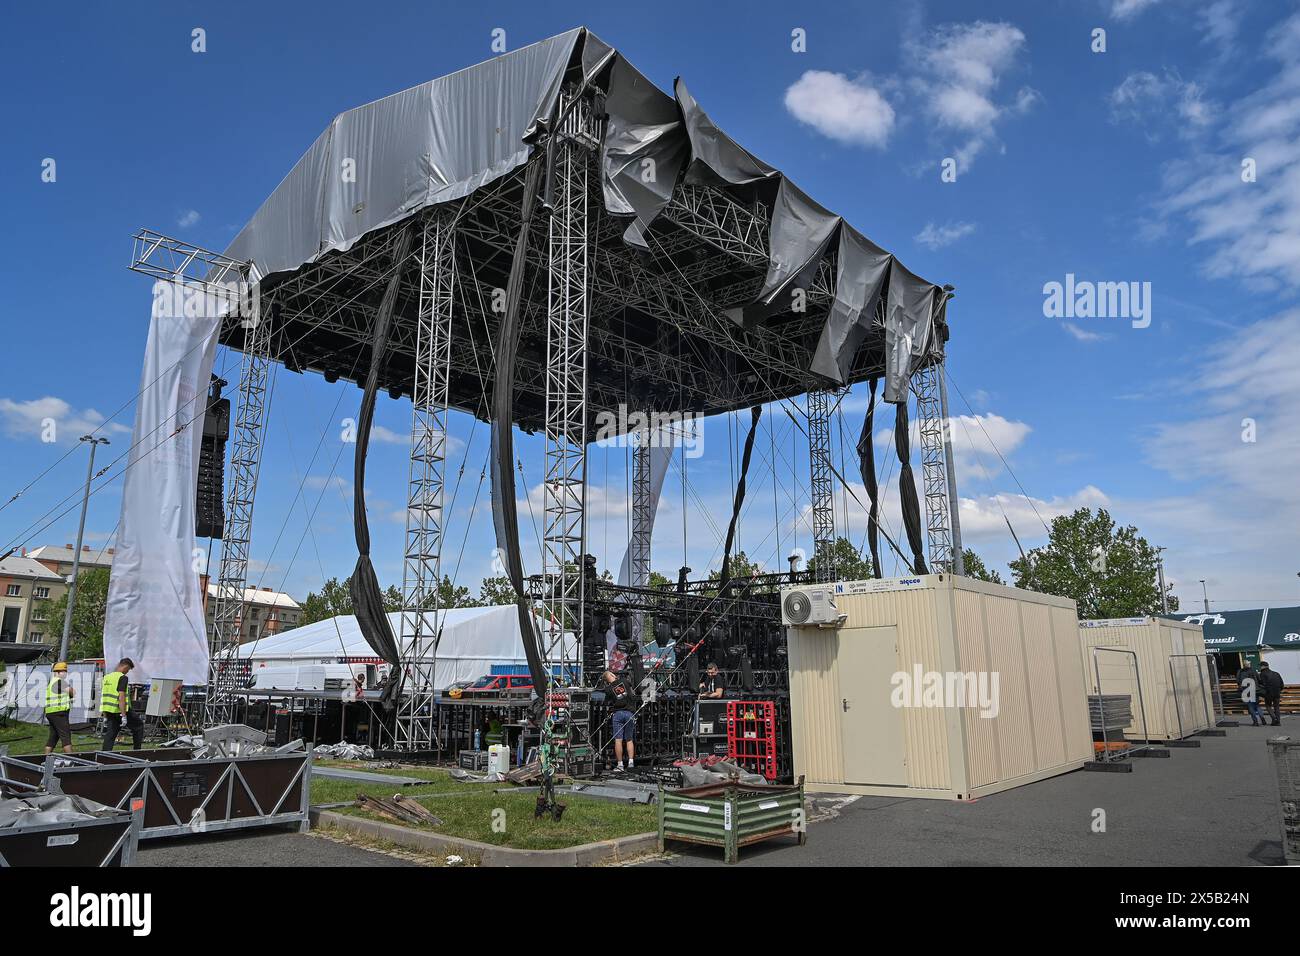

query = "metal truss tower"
[
  {"left": 541, "top": 95, "right": 598, "bottom": 682},
  {"left": 207, "top": 295, "right": 275, "bottom": 725},
  {"left": 914, "top": 361, "right": 964, "bottom": 575},
  {"left": 394, "top": 211, "right": 456, "bottom": 749},
  {"left": 628, "top": 429, "right": 653, "bottom": 642},
  {"left": 807, "top": 389, "right": 837, "bottom": 582}
]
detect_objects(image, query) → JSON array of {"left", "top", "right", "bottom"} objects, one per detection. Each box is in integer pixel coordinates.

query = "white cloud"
[
  {"left": 957, "top": 485, "right": 1110, "bottom": 542},
  {"left": 910, "top": 21, "right": 1037, "bottom": 172},
  {"left": 1149, "top": 12, "right": 1300, "bottom": 290},
  {"left": 784, "top": 70, "right": 896, "bottom": 148},
  {"left": 1199, "top": 0, "right": 1241, "bottom": 48},
  {"left": 1111, "top": 0, "right": 1163, "bottom": 20},
  {"left": 1062, "top": 322, "right": 1107, "bottom": 342},
  {"left": 177, "top": 209, "right": 200, "bottom": 228},
  {"left": 0, "top": 396, "right": 130, "bottom": 444},
  {"left": 1110, "top": 70, "right": 1215, "bottom": 138},
  {"left": 915, "top": 220, "right": 976, "bottom": 249},
  {"left": 875, "top": 410, "right": 1033, "bottom": 482},
  {"left": 782, "top": 19, "right": 1034, "bottom": 170}
]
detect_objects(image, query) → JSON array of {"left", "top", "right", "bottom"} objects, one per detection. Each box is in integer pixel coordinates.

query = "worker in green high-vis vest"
[
  {"left": 44, "top": 661, "right": 76, "bottom": 755},
  {"left": 100, "top": 657, "right": 143, "bottom": 751}
]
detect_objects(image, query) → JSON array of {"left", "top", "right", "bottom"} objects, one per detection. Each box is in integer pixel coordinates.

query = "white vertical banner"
[{"left": 103, "top": 280, "right": 225, "bottom": 685}]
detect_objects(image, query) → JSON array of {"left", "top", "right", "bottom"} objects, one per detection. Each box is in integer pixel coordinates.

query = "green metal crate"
[{"left": 657, "top": 777, "right": 806, "bottom": 864}]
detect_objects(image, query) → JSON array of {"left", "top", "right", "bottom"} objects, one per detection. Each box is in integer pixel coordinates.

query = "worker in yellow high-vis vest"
[
  {"left": 100, "top": 657, "right": 143, "bottom": 751},
  {"left": 44, "top": 661, "right": 76, "bottom": 755}
]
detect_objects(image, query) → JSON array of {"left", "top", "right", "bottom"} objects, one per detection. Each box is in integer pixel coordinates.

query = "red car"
[{"left": 458, "top": 674, "right": 535, "bottom": 699}]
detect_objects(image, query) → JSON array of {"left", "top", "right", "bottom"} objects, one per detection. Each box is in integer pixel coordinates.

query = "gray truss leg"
[
  {"left": 394, "top": 211, "right": 456, "bottom": 750},
  {"left": 206, "top": 296, "right": 274, "bottom": 726},
  {"left": 629, "top": 429, "right": 653, "bottom": 642},
  {"left": 807, "top": 389, "right": 836, "bottom": 582},
  {"left": 542, "top": 109, "right": 594, "bottom": 683},
  {"left": 914, "top": 361, "right": 960, "bottom": 574}
]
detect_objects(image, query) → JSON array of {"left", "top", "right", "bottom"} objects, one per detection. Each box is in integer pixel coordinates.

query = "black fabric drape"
[
  {"left": 856, "top": 378, "right": 882, "bottom": 578},
  {"left": 718, "top": 405, "right": 762, "bottom": 588},
  {"left": 892, "top": 401, "right": 929, "bottom": 576},
  {"left": 349, "top": 224, "right": 416, "bottom": 709},
  {"left": 487, "top": 159, "right": 551, "bottom": 697}
]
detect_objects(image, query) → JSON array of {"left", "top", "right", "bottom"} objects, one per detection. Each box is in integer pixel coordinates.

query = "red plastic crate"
[{"left": 726, "top": 700, "right": 777, "bottom": 781}]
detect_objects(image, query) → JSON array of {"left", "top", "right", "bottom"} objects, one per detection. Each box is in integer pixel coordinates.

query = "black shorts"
[{"left": 46, "top": 710, "right": 72, "bottom": 748}]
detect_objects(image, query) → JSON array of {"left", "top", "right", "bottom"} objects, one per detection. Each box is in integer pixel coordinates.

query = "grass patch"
[
  {"left": 312, "top": 764, "right": 656, "bottom": 851},
  {"left": 0, "top": 719, "right": 104, "bottom": 754}
]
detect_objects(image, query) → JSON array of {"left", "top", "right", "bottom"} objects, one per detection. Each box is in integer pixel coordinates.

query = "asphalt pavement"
[{"left": 646, "top": 716, "right": 1293, "bottom": 866}]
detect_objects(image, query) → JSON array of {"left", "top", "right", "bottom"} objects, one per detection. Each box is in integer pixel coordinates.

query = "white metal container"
[
  {"left": 1078, "top": 616, "right": 1213, "bottom": 740},
  {"left": 784, "top": 575, "right": 1092, "bottom": 800}
]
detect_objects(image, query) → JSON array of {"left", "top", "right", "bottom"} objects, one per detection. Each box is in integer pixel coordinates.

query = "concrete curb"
[{"left": 309, "top": 808, "right": 658, "bottom": 867}]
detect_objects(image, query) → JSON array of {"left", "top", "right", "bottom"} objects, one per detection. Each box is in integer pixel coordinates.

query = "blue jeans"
[
  {"left": 1245, "top": 700, "right": 1262, "bottom": 723},
  {"left": 611, "top": 709, "right": 636, "bottom": 741}
]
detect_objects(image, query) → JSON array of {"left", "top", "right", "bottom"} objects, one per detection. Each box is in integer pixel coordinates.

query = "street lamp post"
[
  {"left": 1198, "top": 578, "right": 1210, "bottom": 615},
  {"left": 1155, "top": 547, "right": 1169, "bottom": 615},
  {"left": 58, "top": 435, "right": 110, "bottom": 662}
]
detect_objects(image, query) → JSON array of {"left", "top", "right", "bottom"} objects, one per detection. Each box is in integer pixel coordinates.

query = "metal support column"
[
  {"left": 206, "top": 298, "right": 275, "bottom": 725},
  {"left": 394, "top": 210, "right": 456, "bottom": 750},
  {"left": 628, "top": 429, "right": 653, "bottom": 642},
  {"left": 542, "top": 96, "right": 597, "bottom": 682},
  {"left": 914, "top": 361, "right": 962, "bottom": 575},
  {"left": 807, "top": 389, "right": 836, "bottom": 582}
]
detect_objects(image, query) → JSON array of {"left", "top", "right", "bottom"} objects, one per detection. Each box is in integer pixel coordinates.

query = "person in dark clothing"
[
  {"left": 1237, "top": 663, "right": 1263, "bottom": 726},
  {"left": 1258, "top": 661, "right": 1284, "bottom": 727},
  {"left": 602, "top": 669, "right": 636, "bottom": 771},
  {"left": 101, "top": 658, "right": 144, "bottom": 751},
  {"left": 699, "top": 662, "right": 726, "bottom": 699}
]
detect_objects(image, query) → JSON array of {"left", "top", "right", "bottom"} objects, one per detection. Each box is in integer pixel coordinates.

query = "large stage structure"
[{"left": 127, "top": 28, "right": 962, "bottom": 751}]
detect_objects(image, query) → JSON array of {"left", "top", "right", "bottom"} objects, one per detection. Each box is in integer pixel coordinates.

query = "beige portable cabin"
[
  {"left": 1078, "top": 617, "right": 1213, "bottom": 741},
  {"left": 783, "top": 575, "right": 1092, "bottom": 801}
]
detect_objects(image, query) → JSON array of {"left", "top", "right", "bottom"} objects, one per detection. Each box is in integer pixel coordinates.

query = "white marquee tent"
[{"left": 239, "top": 606, "right": 529, "bottom": 690}]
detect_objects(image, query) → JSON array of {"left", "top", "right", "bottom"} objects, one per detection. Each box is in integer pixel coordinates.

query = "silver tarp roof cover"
[{"left": 222, "top": 27, "right": 946, "bottom": 401}]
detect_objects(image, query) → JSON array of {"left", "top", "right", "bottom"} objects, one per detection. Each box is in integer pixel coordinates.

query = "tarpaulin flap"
[
  {"left": 811, "top": 227, "right": 892, "bottom": 384},
  {"left": 731, "top": 178, "right": 841, "bottom": 327},
  {"left": 602, "top": 56, "right": 689, "bottom": 247},
  {"left": 883, "top": 260, "right": 938, "bottom": 403},
  {"left": 675, "top": 78, "right": 777, "bottom": 186},
  {"left": 222, "top": 29, "right": 583, "bottom": 279}
]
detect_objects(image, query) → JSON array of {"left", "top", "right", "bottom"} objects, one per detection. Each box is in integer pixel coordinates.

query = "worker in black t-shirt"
[{"left": 699, "top": 662, "right": 725, "bottom": 699}]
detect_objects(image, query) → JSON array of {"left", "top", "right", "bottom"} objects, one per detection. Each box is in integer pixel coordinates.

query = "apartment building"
[
  {"left": 0, "top": 554, "right": 66, "bottom": 644},
  {"left": 200, "top": 576, "right": 302, "bottom": 644}
]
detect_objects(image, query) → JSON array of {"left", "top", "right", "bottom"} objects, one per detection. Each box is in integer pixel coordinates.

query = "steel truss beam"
[
  {"left": 659, "top": 184, "right": 769, "bottom": 267},
  {"left": 807, "top": 388, "right": 837, "bottom": 582},
  {"left": 914, "top": 360, "right": 961, "bottom": 574},
  {"left": 541, "top": 100, "right": 596, "bottom": 682},
  {"left": 207, "top": 296, "right": 275, "bottom": 725},
  {"left": 393, "top": 210, "right": 456, "bottom": 749}
]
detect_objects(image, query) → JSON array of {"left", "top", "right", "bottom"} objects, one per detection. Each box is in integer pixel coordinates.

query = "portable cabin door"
[{"left": 837, "top": 625, "right": 908, "bottom": 786}]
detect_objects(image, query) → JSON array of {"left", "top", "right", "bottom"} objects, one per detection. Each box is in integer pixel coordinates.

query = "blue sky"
[{"left": 2, "top": 0, "right": 1297, "bottom": 612}]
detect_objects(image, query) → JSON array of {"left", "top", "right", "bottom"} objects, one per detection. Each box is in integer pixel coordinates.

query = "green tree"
[
  {"left": 961, "top": 549, "right": 1005, "bottom": 585},
  {"left": 806, "top": 536, "right": 874, "bottom": 582},
  {"left": 35, "top": 567, "right": 111, "bottom": 660},
  {"left": 435, "top": 576, "right": 472, "bottom": 609},
  {"left": 298, "top": 575, "right": 402, "bottom": 625},
  {"left": 1009, "top": 507, "right": 1179, "bottom": 618},
  {"left": 477, "top": 575, "right": 517, "bottom": 605}
]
